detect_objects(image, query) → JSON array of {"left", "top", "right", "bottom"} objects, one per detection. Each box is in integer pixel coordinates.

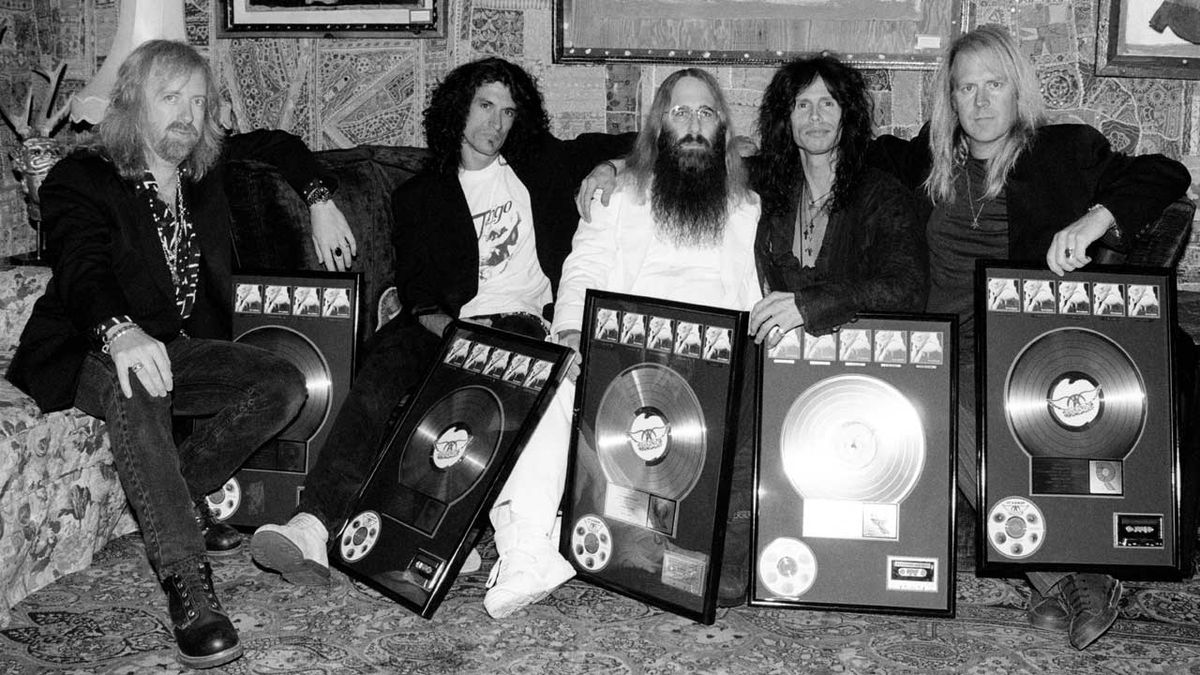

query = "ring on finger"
[
  {"left": 1064, "top": 248, "right": 1073, "bottom": 258},
  {"left": 131, "top": 362, "right": 145, "bottom": 373},
  {"left": 334, "top": 246, "right": 343, "bottom": 257}
]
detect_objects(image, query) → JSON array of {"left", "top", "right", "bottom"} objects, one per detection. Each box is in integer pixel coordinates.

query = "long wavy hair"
[
  {"left": 622, "top": 68, "right": 751, "bottom": 206},
  {"left": 423, "top": 57, "right": 551, "bottom": 175},
  {"left": 925, "top": 24, "right": 1046, "bottom": 205},
  {"left": 97, "top": 40, "right": 223, "bottom": 180},
  {"left": 755, "top": 56, "right": 873, "bottom": 216}
]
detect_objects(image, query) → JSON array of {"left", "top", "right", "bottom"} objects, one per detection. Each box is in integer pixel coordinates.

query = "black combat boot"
[
  {"left": 160, "top": 561, "right": 243, "bottom": 669},
  {"left": 194, "top": 498, "right": 242, "bottom": 555}
]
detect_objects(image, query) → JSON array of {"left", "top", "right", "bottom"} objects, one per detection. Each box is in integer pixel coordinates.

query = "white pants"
[{"left": 491, "top": 379, "right": 575, "bottom": 537}]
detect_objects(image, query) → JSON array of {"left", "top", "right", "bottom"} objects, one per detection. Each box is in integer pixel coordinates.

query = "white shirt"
[
  {"left": 552, "top": 185, "right": 762, "bottom": 335},
  {"left": 457, "top": 156, "right": 552, "bottom": 319}
]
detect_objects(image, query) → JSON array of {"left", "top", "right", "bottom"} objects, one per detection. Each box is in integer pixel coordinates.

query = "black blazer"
[
  {"left": 869, "top": 123, "right": 1191, "bottom": 261},
  {"left": 750, "top": 160, "right": 928, "bottom": 335},
  {"left": 391, "top": 132, "right": 635, "bottom": 319},
  {"left": 7, "top": 131, "right": 330, "bottom": 412}
]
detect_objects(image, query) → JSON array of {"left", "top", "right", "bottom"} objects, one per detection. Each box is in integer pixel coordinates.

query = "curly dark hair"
[
  {"left": 755, "top": 56, "right": 874, "bottom": 216},
  {"left": 423, "top": 57, "right": 551, "bottom": 175}
]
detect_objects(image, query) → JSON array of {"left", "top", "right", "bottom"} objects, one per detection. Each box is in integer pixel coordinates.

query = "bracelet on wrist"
[
  {"left": 303, "top": 179, "right": 335, "bottom": 207},
  {"left": 101, "top": 322, "right": 140, "bottom": 355}
]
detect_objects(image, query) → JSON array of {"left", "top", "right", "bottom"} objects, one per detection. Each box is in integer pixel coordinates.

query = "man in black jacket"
[
  {"left": 870, "top": 25, "right": 1191, "bottom": 651},
  {"left": 251, "top": 57, "right": 632, "bottom": 591},
  {"left": 3, "top": 40, "right": 352, "bottom": 669}
]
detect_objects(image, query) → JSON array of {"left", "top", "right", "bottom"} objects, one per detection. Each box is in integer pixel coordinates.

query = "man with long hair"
[
  {"left": 746, "top": 55, "right": 925, "bottom": 345},
  {"left": 251, "top": 57, "right": 632, "bottom": 591},
  {"left": 2, "top": 40, "right": 353, "bottom": 668},
  {"left": 871, "top": 24, "right": 1191, "bottom": 650},
  {"left": 483, "top": 68, "right": 762, "bottom": 619}
]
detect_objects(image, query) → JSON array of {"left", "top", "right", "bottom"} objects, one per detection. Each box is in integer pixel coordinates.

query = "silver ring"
[
  {"left": 1064, "top": 248, "right": 1073, "bottom": 258},
  {"left": 130, "top": 362, "right": 145, "bottom": 373},
  {"left": 334, "top": 247, "right": 343, "bottom": 257}
]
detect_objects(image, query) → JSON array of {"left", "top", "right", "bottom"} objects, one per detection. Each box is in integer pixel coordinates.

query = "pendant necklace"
[{"left": 964, "top": 168, "right": 988, "bottom": 229}]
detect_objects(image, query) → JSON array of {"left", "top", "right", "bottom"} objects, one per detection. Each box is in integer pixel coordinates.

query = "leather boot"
[
  {"left": 160, "top": 561, "right": 243, "bottom": 669},
  {"left": 194, "top": 498, "right": 242, "bottom": 555}
]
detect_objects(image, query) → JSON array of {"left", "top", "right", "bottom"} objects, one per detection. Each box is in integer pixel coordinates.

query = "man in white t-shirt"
[
  {"left": 483, "top": 67, "right": 762, "bottom": 618},
  {"left": 251, "top": 58, "right": 632, "bottom": 585}
]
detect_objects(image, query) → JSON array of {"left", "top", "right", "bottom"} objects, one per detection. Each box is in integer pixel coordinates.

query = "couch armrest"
[{"left": 1092, "top": 198, "right": 1196, "bottom": 269}]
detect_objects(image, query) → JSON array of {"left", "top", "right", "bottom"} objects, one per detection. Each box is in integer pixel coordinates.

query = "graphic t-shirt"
[{"left": 457, "top": 156, "right": 552, "bottom": 319}]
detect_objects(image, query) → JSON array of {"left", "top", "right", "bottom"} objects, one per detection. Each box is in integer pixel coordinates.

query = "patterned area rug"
[{"left": 1, "top": 533, "right": 1199, "bottom": 674}]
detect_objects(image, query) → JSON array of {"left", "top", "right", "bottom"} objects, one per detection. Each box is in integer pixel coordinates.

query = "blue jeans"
[{"left": 74, "top": 336, "right": 306, "bottom": 579}]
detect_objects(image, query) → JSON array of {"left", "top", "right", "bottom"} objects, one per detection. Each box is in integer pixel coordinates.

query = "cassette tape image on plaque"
[
  {"left": 979, "top": 262, "right": 1183, "bottom": 577},
  {"left": 207, "top": 271, "right": 360, "bottom": 528},
  {"left": 752, "top": 314, "right": 956, "bottom": 615},
  {"left": 562, "top": 291, "right": 750, "bottom": 625},
  {"left": 337, "top": 323, "right": 572, "bottom": 618}
]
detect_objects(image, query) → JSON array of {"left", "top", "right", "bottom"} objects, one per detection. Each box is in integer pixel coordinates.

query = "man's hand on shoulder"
[
  {"left": 576, "top": 159, "right": 624, "bottom": 222},
  {"left": 310, "top": 201, "right": 357, "bottom": 271}
]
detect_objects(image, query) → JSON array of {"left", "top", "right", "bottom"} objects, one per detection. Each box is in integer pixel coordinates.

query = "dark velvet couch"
[{"left": 226, "top": 144, "right": 432, "bottom": 335}]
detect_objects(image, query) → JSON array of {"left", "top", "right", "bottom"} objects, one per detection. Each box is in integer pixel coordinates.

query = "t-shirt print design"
[{"left": 475, "top": 200, "right": 521, "bottom": 281}]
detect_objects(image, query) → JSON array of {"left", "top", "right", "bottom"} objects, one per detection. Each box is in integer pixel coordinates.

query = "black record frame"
[
  {"left": 750, "top": 312, "right": 958, "bottom": 617},
  {"left": 336, "top": 321, "right": 573, "bottom": 618},
  {"left": 976, "top": 261, "right": 1187, "bottom": 580},
  {"left": 561, "top": 290, "right": 751, "bottom": 625}
]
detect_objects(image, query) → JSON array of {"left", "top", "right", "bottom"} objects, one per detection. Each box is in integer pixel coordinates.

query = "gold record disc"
[
  {"left": 780, "top": 374, "right": 925, "bottom": 504},
  {"left": 594, "top": 363, "right": 707, "bottom": 501},
  {"left": 235, "top": 325, "right": 331, "bottom": 443},
  {"left": 399, "top": 386, "right": 504, "bottom": 505},
  {"left": 1004, "top": 328, "right": 1146, "bottom": 460}
]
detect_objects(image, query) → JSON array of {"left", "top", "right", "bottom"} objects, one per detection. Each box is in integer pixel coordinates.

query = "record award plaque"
[
  {"left": 978, "top": 262, "right": 1184, "bottom": 578},
  {"left": 337, "top": 322, "right": 573, "bottom": 618},
  {"left": 751, "top": 314, "right": 957, "bottom": 616},
  {"left": 206, "top": 271, "right": 361, "bottom": 527},
  {"left": 561, "top": 291, "right": 750, "bottom": 625}
]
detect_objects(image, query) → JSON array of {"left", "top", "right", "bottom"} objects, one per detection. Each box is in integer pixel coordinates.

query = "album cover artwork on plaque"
[
  {"left": 561, "top": 291, "right": 751, "bottom": 625},
  {"left": 750, "top": 314, "right": 957, "bottom": 616},
  {"left": 336, "top": 322, "right": 573, "bottom": 618},
  {"left": 206, "top": 270, "right": 361, "bottom": 527},
  {"left": 978, "top": 262, "right": 1184, "bottom": 578}
]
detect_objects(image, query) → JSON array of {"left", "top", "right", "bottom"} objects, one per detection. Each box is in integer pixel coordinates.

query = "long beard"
[
  {"left": 651, "top": 130, "right": 729, "bottom": 248},
  {"left": 154, "top": 122, "right": 200, "bottom": 164}
]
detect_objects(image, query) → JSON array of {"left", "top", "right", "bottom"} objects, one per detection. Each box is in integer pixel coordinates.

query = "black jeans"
[
  {"left": 74, "top": 337, "right": 306, "bottom": 579},
  {"left": 299, "top": 312, "right": 547, "bottom": 536}
]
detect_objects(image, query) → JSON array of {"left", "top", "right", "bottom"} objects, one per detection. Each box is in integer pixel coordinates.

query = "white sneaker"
[
  {"left": 250, "top": 512, "right": 330, "bottom": 585},
  {"left": 483, "top": 540, "right": 574, "bottom": 619}
]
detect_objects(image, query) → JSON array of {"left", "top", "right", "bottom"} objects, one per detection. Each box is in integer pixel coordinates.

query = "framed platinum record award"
[
  {"left": 978, "top": 262, "right": 1185, "bottom": 579},
  {"left": 561, "top": 290, "right": 751, "bottom": 625},
  {"left": 751, "top": 314, "right": 957, "bottom": 616},
  {"left": 337, "top": 322, "right": 573, "bottom": 618}
]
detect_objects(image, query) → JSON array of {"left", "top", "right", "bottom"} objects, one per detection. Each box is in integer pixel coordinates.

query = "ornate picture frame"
[
  {"left": 1096, "top": 0, "right": 1200, "bottom": 80},
  {"left": 218, "top": 0, "right": 444, "bottom": 38},
  {"left": 554, "top": 0, "right": 968, "bottom": 67}
]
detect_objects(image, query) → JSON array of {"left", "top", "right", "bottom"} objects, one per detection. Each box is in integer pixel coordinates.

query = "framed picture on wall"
[
  {"left": 1096, "top": 0, "right": 1200, "bottom": 80},
  {"left": 218, "top": 0, "right": 444, "bottom": 38},
  {"left": 554, "top": 0, "right": 968, "bottom": 67}
]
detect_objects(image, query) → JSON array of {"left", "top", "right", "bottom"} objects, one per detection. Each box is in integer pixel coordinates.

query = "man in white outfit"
[{"left": 484, "top": 67, "right": 762, "bottom": 618}]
